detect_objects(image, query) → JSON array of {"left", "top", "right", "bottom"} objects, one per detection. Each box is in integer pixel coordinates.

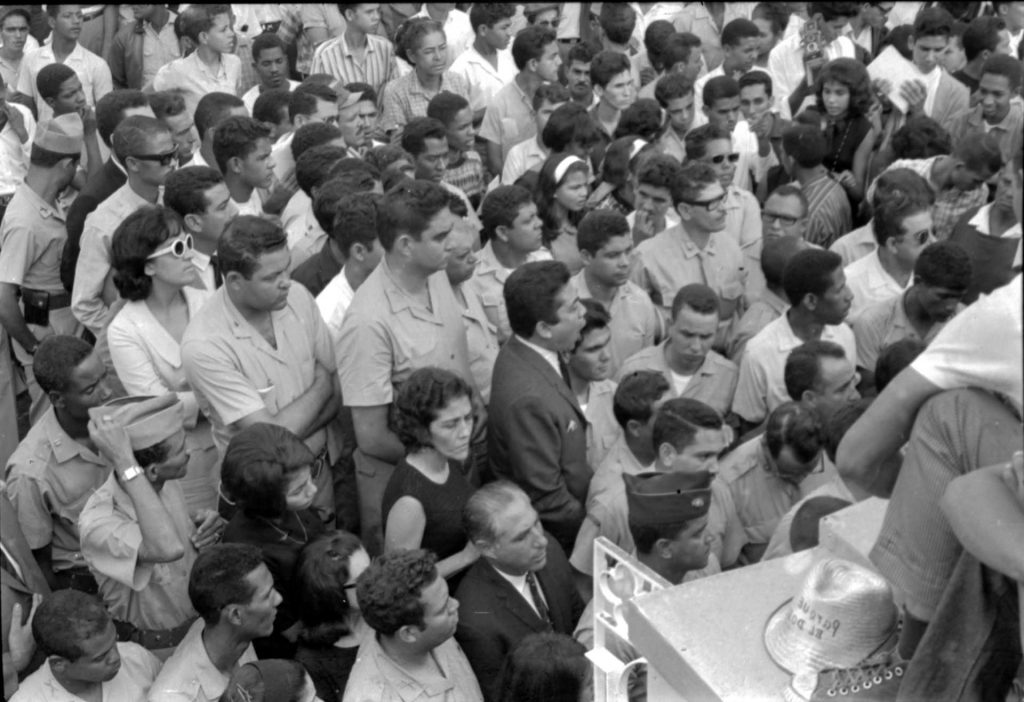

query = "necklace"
[
  {"left": 259, "top": 512, "right": 308, "bottom": 545},
  {"left": 827, "top": 116, "right": 854, "bottom": 174}
]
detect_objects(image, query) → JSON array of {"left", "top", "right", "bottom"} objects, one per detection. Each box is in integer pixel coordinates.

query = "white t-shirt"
[
  {"left": 911, "top": 274, "right": 1023, "bottom": 415},
  {"left": 671, "top": 371, "right": 694, "bottom": 395}
]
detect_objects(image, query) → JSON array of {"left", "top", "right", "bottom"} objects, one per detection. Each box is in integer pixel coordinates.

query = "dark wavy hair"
[
  {"left": 221, "top": 423, "right": 316, "bottom": 519},
  {"left": 814, "top": 58, "right": 873, "bottom": 118},
  {"left": 497, "top": 633, "right": 590, "bottom": 702},
  {"left": 111, "top": 205, "right": 187, "bottom": 301},
  {"left": 297, "top": 530, "right": 365, "bottom": 645},
  {"left": 535, "top": 153, "right": 590, "bottom": 243},
  {"left": 356, "top": 549, "right": 439, "bottom": 636},
  {"left": 390, "top": 367, "right": 474, "bottom": 453}
]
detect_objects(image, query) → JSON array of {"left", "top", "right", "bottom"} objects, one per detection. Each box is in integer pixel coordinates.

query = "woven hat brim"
[{"left": 763, "top": 597, "right": 899, "bottom": 674}]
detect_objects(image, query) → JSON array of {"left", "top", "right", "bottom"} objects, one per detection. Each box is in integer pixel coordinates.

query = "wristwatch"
[{"left": 119, "top": 465, "right": 144, "bottom": 483}]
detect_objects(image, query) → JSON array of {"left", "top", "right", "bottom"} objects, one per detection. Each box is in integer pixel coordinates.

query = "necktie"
[
  {"left": 526, "top": 571, "right": 551, "bottom": 625},
  {"left": 210, "top": 254, "right": 223, "bottom": 289},
  {"left": 557, "top": 353, "right": 572, "bottom": 388}
]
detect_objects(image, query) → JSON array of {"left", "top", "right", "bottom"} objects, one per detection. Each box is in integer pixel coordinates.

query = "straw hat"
[{"left": 764, "top": 558, "right": 899, "bottom": 674}]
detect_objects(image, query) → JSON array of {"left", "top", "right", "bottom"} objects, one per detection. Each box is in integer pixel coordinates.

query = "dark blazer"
[
  {"left": 488, "top": 336, "right": 593, "bottom": 552},
  {"left": 454, "top": 537, "right": 584, "bottom": 702},
  {"left": 2, "top": 492, "right": 51, "bottom": 698},
  {"left": 61, "top": 158, "right": 127, "bottom": 292}
]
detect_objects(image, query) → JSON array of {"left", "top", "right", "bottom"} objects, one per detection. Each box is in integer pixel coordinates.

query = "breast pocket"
[
  {"left": 392, "top": 324, "right": 439, "bottom": 374},
  {"left": 719, "top": 279, "right": 745, "bottom": 320}
]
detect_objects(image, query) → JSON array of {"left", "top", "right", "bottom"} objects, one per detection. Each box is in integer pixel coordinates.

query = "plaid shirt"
[
  {"left": 444, "top": 150, "right": 485, "bottom": 200},
  {"left": 380, "top": 70, "right": 471, "bottom": 139}
]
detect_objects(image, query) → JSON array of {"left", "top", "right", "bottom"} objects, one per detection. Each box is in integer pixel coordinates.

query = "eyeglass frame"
[
  {"left": 681, "top": 193, "right": 727, "bottom": 212},
  {"left": 762, "top": 211, "right": 802, "bottom": 227},
  {"left": 129, "top": 149, "right": 179, "bottom": 167},
  {"left": 146, "top": 233, "right": 194, "bottom": 260}
]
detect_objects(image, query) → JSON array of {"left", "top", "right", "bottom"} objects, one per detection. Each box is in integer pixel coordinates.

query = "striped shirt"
[
  {"left": 380, "top": 70, "right": 471, "bottom": 139},
  {"left": 798, "top": 173, "right": 852, "bottom": 248},
  {"left": 443, "top": 150, "right": 485, "bottom": 201},
  {"left": 309, "top": 32, "right": 397, "bottom": 96}
]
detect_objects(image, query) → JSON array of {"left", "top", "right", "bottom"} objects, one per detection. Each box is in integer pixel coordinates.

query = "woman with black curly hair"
[
  {"left": 802, "top": 57, "right": 878, "bottom": 204},
  {"left": 381, "top": 367, "right": 479, "bottom": 582}
]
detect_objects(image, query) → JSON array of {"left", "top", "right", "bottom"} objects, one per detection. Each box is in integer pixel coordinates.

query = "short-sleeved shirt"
[
  {"left": 829, "top": 221, "right": 877, "bottom": 268},
  {"left": 571, "top": 271, "right": 663, "bottom": 377},
  {"left": 732, "top": 313, "right": 857, "bottom": 425},
  {"left": 947, "top": 100, "right": 1024, "bottom": 166},
  {"left": 316, "top": 266, "right": 356, "bottom": 352},
  {"left": 310, "top": 33, "right": 397, "bottom": 96},
  {"left": 180, "top": 283, "right": 336, "bottom": 458},
  {"left": 5, "top": 408, "right": 110, "bottom": 572},
  {"left": 717, "top": 435, "right": 845, "bottom": 566},
  {"left": 443, "top": 149, "right": 485, "bottom": 200},
  {"left": 850, "top": 291, "right": 950, "bottom": 371},
  {"left": 149, "top": 618, "right": 257, "bottom": 702},
  {"left": 631, "top": 224, "right": 747, "bottom": 320},
  {"left": 464, "top": 242, "right": 552, "bottom": 344},
  {"left": 16, "top": 42, "right": 112, "bottom": 122},
  {"left": 726, "top": 288, "right": 788, "bottom": 362},
  {"left": 342, "top": 632, "right": 483, "bottom": 702},
  {"left": 0, "top": 184, "right": 68, "bottom": 293},
  {"left": 11, "top": 642, "right": 161, "bottom": 702},
  {"left": 456, "top": 282, "right": 499, "bottom": 404},
  {"left": 72, "top": 183, "right": 153, "bottom": 337},
  {"left": 584, "top": 379, "right": 621, "bottom": 470},
  {"left": 844, "top": 249, "right": 911, "bottom": 319},
  {"left": 910, "top": 273, "right": 1023, "bottom": 414},
  {"left": 152, "top": 51, "right": 242, "bottom": 117},
  {"left": 0, "top": 103, "right": 34, "bottom": 197},
  {"left": 479, "top": 79, "right": 536, "bottom": 160},
  {"left": 449, "top": 46, "right": 517, "bottom": 114},
  {"left": 618, "top": 342, "right": 739, "bottom": 418},
  {"left": 380, "top": 70, "right": 471, "bottom": 138},
  {"left": 336, "top": 260, "right": 474, "bottom": 407},
  {"left": 242, "top": 79, "right": 299, "bottom": 114},
  {"left": 583, "top": 433, "right": 649, "bottom": 512},
  {"left": 501, "top": 136, "right": 547, "bottom": 185},
  {"left": 78, "top": 474, "right": 198, "bottom": 631}
]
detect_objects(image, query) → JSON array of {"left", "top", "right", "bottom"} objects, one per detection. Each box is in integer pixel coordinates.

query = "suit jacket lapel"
[
  {"left": 508, "top": 337, "right": 585, "bottom": 420},
  {"left": 483, "top": 562, "right": 549, "bottom": 633}
]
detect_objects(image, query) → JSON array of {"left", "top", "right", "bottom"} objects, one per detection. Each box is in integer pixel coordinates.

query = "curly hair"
[
  {"left": 297, "top": 530, "right": 365, "bottom": 645},
  {"left": 33, "top": 336, "right": 93, "bottom": 395},
  {"left": 891, "top": 115, "right": 952, "bottom": 159},
  {"left": 111, "top": 205, "right": 187, "bottom": 301},
  {"left": 814, "top": 58, "right": 873, "bottom": 118},
  {"left": 395, "top": 16, "right": 445, "bottom": 64},
  {"left": 390, "top": 367, "right": 474, "bottom": 453},
  {"left": 616, "top": 99, "right": 663, "bottom": 141},
  {"left": 221, "top": 423, "right": 316, "bottom": 519},
  {"left": 356, "top": 549, "right": 439, "bottom": 636}
]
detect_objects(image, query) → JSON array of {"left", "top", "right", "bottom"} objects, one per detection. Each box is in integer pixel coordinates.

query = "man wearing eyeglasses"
[
  {"left": 72, "top": 116, "right": 176, "bottom": 375},
  {"left": 631, "top": 161, "right": 747, "bottom": 354},
  {"left": 843, "top": 193, "right": 935, "bottom": 318}
]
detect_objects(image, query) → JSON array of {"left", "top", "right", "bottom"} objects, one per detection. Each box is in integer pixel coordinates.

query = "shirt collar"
[
  {"left": 40, "top": 408, "right": 103, "bottom": 465},
  {"left": 366, "top": 634, "right": 458, "bottom": 701},
  {"left": 515, "top": 334, "right": 562, "bottom": 376}
]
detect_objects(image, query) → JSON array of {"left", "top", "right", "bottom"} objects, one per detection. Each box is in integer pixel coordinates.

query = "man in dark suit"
[
  {"left": 455, "top": 481, "right": 585, "bottom": 702},
  {"left": 488, "top": 260, "right": 590, "bottom": 551},
  {"left": 61, "top": 89, "right": 154, "bottom": 292}
]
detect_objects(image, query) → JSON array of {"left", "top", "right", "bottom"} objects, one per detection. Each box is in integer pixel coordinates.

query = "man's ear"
[
  {"left": 227, "top": 155, "right": 243, "bottom": 175},
  {"left": 224, "top": 603, "right": 244, "bottom": 627},
  {"left": 624, "top": 418, "right": 643, "bottom": 439},
  {"left": 657, "top": 441, "right": 675, "bottom": 466},
  {"left": 183, "top": 212, "right": 203, "bottom": 234},
  {"left": 579, "top": 248, "right": 595, "bottom": 266}
]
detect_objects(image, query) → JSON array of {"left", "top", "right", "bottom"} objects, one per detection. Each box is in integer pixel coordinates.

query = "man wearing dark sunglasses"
[
  {"left": 72, "top": 116, "right": 177, "bottom": 377},
  {"left": 844, "top": 194, "right": 936, "bottom": 318}
]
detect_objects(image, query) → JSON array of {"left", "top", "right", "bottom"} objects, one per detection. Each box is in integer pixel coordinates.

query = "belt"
[
  {"left": 114, "top": 616, "right": 197, "bottom": 651},
  {"left": 22, "top": 288, "right": 71, "bottom": 309}
]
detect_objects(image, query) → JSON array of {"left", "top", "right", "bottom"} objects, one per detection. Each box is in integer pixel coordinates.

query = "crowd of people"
[{"left": 0, "top": 2, "right": 1021, "bottom": 701}]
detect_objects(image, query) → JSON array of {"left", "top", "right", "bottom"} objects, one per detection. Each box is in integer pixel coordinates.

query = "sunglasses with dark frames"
[
  {"left": 709, "top": 153, "right": 741, "bottom": 165},
  {"left": 147, "top": 234, "right": 194, "bottom": 260},
  {"left": 683, "top": 194, "right": 727, "bottom": 212},
  {"left": 131, "top": 149, "right": 178, "bottom": 167}
]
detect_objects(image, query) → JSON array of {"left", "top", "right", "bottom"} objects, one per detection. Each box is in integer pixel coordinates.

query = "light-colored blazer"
[
  {"left": 106, "top": 286, "right": 212, "bottom": 438},
  {"left": 930, "top": 71, "right": 970, "bottom": 135}
]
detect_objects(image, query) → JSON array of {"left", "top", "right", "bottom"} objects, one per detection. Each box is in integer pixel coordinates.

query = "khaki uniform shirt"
[
  {"left": 571, "top": 271, "right": 663, "bottom": 376},
  {"left": 617, "top": 341, "right": 739, "bottom": 417},
  {"left": 5, "top": 408, "right": 110, "bottom": 572},
  {"left": 584, "top": 379, "right": 621, "bottom": 471},
  {"left": 464, "top": 242, "right": 551, "bottom": 345}
]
